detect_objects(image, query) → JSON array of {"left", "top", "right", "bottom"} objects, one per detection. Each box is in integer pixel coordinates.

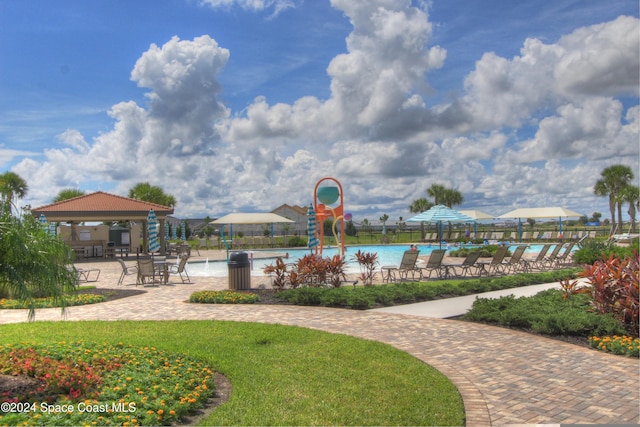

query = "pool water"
[{"left": 185, "top": 243, "right": 550, "bottom": 277}]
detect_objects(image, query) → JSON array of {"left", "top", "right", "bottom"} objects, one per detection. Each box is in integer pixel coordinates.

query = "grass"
[{"left": 0, "top": 321, "right": 465, "bottom": 426}]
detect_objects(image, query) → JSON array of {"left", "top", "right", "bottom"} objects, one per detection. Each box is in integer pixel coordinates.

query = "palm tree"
[
  {"left": 409, "top": 197, "right": 432, "bottom": 241},
  {"left": 0, "top": 171, "right": 28, "bottom": 214},
  {"left": 594, "top": 165, "right": 634, "bottom": 235},
  {"left": 379, "top": 214, "right": 389, "bottom": 236},
  {"left": 622, "top": 184, "right": 639, "bottom": 234},
  {"left": 426, "top": 183, "right": 448, "bottom": 205}
]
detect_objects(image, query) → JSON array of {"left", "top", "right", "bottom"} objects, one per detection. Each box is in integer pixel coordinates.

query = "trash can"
[{"left": 228, "top": 252, "right": 251, "bottom": 290}]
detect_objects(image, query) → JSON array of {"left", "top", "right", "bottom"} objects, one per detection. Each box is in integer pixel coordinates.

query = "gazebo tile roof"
[{"left": 32, "top": 191, "right": 173, "bottom": 217}]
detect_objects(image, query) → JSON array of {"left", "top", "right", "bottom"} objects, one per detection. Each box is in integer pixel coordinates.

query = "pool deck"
[{"left": 0, "top": 249, "right": 638, "bottom": 425}]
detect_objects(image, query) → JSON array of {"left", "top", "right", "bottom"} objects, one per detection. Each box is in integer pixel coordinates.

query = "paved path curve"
[{"left": 0, "top": 261, "right": 638, "bottom": 425}]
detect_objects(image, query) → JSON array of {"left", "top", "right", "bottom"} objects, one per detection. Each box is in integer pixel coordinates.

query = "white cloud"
[
  {"left": 199, "top": 0, "right": 297, "bottom": 17},
  {"left": 14, "top": 3, "right": 640, "bottom": 222}
]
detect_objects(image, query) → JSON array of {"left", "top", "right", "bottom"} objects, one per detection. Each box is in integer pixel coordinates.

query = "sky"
[{"left": 0, "top": 0, "right": 638, "bottom": 223}]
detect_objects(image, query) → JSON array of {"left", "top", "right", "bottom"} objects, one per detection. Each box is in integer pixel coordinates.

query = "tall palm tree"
[
  {"left": 0, "top": 171, "right": 28, "bottom": 214},
  {"left": 426, "top": 183, "right": 448, "bottom": 205},
  {"left": 442, "top": 188, "right": 464, "bottom": 208},
  {"left": 594, "top": 165, "right": 634, "bottom": 235},
  {"left": 622, "top": 184, "right": 639, "bottom": 234},
  {"left": 409, "top": 197, "right": 432, "bottom": 241}
]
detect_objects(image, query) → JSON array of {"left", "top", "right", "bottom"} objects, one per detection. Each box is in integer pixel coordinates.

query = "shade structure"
[
  {"left": 459, "top": 210, "right": 495, "bottom": 220},
  {"left": 212, "top": 212, "right": 295, "bottom": 225},
  {"left": 459, "top": 210, "right": 495, "bottom": 237},
  {"left": 407, "top": 205, "right": 474, "bottom": 247},
  {"left": 498, "top": 207, "right": 584, "bottom": 234},
  {"left": 147, "top": 209, "right": 160, "bottom": 253},
  {"left": 307, "top": 204, "right": 319, "bottom": 249}
]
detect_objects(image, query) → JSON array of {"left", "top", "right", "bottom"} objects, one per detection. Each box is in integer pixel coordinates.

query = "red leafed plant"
[
  {"left": 352, "top": 250, "right": 378, "bottom": 286},
  {"left": 579, "top": 252, "right": 639, "bottom": 337},
  {"left": 263, "top": 257, "right": 289, "bottom": 290}
]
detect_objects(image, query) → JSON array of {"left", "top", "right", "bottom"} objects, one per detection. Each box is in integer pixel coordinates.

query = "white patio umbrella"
[
  {"left": 459, "top": 209, "right": 495, "bottom": 238},
  {"left": 407, "top": 205, "right": 474, "bottom": 248},
  {"left": 498, "top": 207, "right": 584, "bottom": 240},
  {"left": 147, "top": 209, "right": 160, "bottom": 253}
]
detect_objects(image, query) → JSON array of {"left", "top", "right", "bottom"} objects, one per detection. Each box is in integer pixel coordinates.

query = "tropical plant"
[
  {"left": 0, "top": 171, "right": 28, "bottom": 214},
  {"left": 0, "top": 209, "right": 77, "bottom": 318},
  {"left": 594, "top": 164, "right": 634, "bottom": 235},
  {"left": 622, "top": 184, "right": 639, "bottom": 233},
  {"left": 352, "top": 250, "right": 379, "bottom": 285},
  {"left": 128, "top": 182, "right": 177, "bottom": 207},
  {"left": 579, "top": 253, "right": 639, "bottom": 336},
  {"left": 409, "top": 197, "right": 432, "bottom": 240}
]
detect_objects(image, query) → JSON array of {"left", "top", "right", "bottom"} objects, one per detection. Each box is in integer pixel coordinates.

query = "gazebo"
[{"left": 31, "top": 191, "right": 174, "bottom": 257}]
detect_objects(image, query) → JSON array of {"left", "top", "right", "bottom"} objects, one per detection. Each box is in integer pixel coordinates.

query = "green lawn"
[{"left": 0, "top": 320, "right": 465, "bottom": 426}]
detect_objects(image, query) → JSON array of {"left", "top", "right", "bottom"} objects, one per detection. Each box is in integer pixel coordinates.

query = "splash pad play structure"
[{"left": 313, "top": 177, "right": 348, "bottom": 257}]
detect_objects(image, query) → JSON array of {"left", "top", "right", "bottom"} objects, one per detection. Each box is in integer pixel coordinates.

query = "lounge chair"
[
  {"left": 75, "top": 266, "right": 101, "bottom": 283},
  {"left": 381, "top": 251, "right": 420, "bottom": 283},
  {"left": 501, "top": 245, "right": 527, "bottom": 274},
  {"left": 541, "top": 244, "right": 563, "bottom": 270},
  {"left": 476, "top": 246, "right": 509, "bottom": 276},
  {"left": 168, "top": 256, "right": 191, "bottom": 283},
  {"left": 419, "top": 249, "right": 447, "bottom": 279},
  {"left": 445, "top": 251, "right": 482, "bottom": 278},
  {"left": 522, "top": 244, "right": 552, "bottom": 272},
  {"left": 117, "top": 259, "right": 138, "bottom": 286},
  {"left": 553, "top": 243, "right": 576, "bottom": 268}
]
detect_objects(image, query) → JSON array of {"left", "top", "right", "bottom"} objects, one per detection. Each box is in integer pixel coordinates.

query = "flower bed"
[
  {"left": 189, "top": 290, "right": 259, "bottom": 304},
  {"left": 0, "top": 294, "right": 105, "bottom": 309},
  {"left": 589, "top": 335, "right": 640, "bottom": 357},
  {"left": 0, "top": 341, "right": 216, "bottom": 426}
]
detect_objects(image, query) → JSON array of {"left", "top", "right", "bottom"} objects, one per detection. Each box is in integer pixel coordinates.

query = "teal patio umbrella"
[
  {"left": 407, "top": 205, "right": 474, "bottom": 248},
  {"left": 307, "top": 204, "right": 319, "bottom": 251},
  {"left": 147, "top": 209, "right": 160, "bottom": 253}
]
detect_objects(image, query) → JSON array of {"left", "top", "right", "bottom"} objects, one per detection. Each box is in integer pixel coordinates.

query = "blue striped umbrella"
[
  {"left": 38, "top": 214, "right": 47, "bottom": 229},
  {"left": 180, "top": 220, "right": 187, "bottom": 241},
  {"left": 407, "top": 205, "right": 473, "bottom": 248},
  {"left": 307, "top": 204, "right": 319, "bottom": 249},
  {"left": 172, "top": 222, "right": 177, "bottom": 240},
  {"left": 147, "top": 210, "right": 160, "bottom": 253},
  {"left": 164, "top": 221, "right": 170, "bottom": 242}
]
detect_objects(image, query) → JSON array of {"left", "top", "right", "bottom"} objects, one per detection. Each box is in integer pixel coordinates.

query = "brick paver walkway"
[{"left": 1, "top": 253, "right": 638, "bottom": 425}]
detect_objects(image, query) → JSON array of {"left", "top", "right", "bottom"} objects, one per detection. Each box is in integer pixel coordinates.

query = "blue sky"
[{"left": 0, "top": 0, "right": 638, "bottom": 222}]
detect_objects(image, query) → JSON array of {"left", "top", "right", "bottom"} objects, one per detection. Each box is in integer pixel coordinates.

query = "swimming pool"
[{"left": 185, "top": 243, "right": 551, "bottom": 277}]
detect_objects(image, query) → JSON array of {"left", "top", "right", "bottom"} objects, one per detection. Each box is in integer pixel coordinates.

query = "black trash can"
[{"left": 228, "top": 252, "right": 251, "bottom": 290}]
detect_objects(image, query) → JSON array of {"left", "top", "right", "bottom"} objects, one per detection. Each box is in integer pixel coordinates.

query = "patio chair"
[
  {"left": 501, "top": 245, "right": 528, "bottom": 274},
  {"left": 553, "top": 243, "right": 576, "bottom": 268},
  {"left": 168, "top": 256, "right": 191, "bottom": 284},
  {"left": 117, "top": 259, "right": 138, "bottom": 286},
  {"left": 380, "top": 250, "right": 420, "bottom": 283},
  {"left": 137, "top": 259, "right": 162, "bottom": 286},
  {"left": 445, "top": 251, "right": 482, "bottom": 278},
  {"left": 541, "top": 244, "right": 563, "bottom": 270},
  {"left": 521, "top": 244, "right": 552, "bottom": 272},
  {"left": 476, "top": 246, "right": 509, "bottom": 276},
  {"left": 419, "top": 249, "right": 447, "bottom": 279}
]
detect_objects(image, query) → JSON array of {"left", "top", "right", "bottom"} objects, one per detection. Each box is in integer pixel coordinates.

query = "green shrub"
[
  {"left": 462, "top": 289, "right": 627, "bottom": 337},
  {"left": 572, "top": 238, "right": 636, "bottom": 265}
]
